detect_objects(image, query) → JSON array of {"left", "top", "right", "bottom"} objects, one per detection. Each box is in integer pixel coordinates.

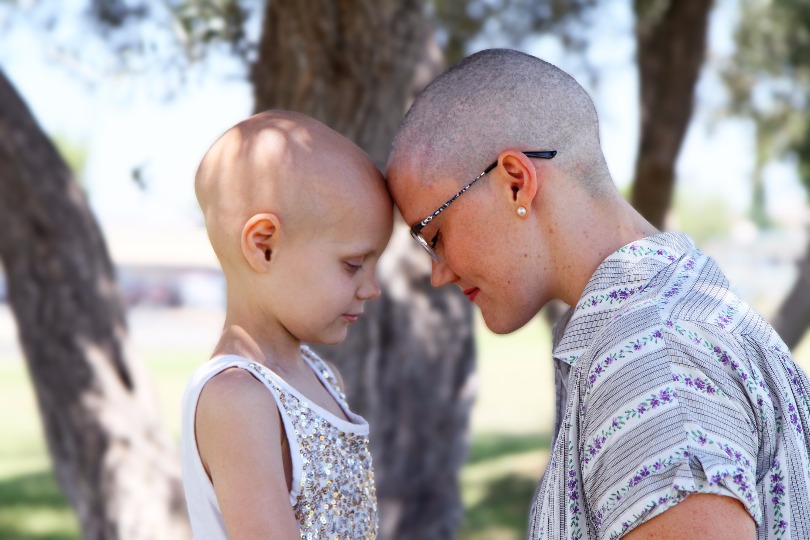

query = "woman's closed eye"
[{"left": 429, "top": 230, "right": 440, "bottom": 250}]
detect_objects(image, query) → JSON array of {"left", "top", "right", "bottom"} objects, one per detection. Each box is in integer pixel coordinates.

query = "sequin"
[{"left": 248, "top": 347, "right": 378, "bottom": 539}]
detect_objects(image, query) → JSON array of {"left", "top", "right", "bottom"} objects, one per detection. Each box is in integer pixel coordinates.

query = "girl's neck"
[{"left": 211, "top": 321, "right": 303, "bottom": 370}]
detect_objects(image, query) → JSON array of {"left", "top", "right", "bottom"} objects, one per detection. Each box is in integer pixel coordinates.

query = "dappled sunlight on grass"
[
  {"left": 460, "top": 472, "right": 544, "bottom": 540},
  {"left": 7, "top": 309, "right": 807, "bottom": 539},
  {"left": 0, "top": 347, "right": 208, "bottom": 539},
  {"left": 462, "top": 446, "right": 548, "bottom": 508},
  {"left": 458, "top": 314, "right": 555, "bottom": 538},
  {"left": 0, "top": 308, "right": 557, "bottom": 539},
  {"left": 0, "top": 470, "right": 79, "bottom": 540},
  {"left": 467, "top": 433, "right": 551, "bottom": 466}
]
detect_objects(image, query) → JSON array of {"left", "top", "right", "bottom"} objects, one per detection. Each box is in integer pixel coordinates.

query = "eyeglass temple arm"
[{"left": 483, "top": 150, "right": 556, "bottom": 175}]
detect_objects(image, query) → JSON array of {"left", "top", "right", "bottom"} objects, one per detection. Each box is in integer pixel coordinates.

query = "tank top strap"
[{"left": 300, "top": 345, "right": 348, "bottom": 404}]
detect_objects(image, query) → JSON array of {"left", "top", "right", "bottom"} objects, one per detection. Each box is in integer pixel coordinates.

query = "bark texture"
[
  {"left": 631, "top": 0, "right": 713, "bottom": 228},
  {"left": 251, "top": 2, "right": 477, "bottom": 538},
  {"left": 772, "top": 234, "right": 810, "bottom": 349},
  {"left": 0, "top": 69, "right": 190, "bottom": 540},
  {"left": 252, "top": 0, "right": 437, "bottom": 171}
]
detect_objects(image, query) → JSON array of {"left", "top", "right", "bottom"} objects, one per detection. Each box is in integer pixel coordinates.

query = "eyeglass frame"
[{"left": 409, "top": 150, "right": 557, "bottom": 263}]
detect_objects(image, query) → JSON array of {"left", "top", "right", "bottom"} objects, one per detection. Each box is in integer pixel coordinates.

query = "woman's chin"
[{"left": 480, "top": 310, "right": 532, "bottom": 335}]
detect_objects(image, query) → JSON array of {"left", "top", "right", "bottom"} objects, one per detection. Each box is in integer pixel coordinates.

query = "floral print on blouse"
[{"left": 528, "top": 233, "right": 810, "bottom": 539}]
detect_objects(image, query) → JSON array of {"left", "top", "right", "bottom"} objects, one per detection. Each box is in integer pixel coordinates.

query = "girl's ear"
[
  {"left": 496, "top": 150, "right": 539, "bottom": 217},
  {"left": 241, "top": 213, "right": 281, "bottom": 272}
]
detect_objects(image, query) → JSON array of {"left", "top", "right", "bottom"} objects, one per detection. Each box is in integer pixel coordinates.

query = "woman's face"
[{"left": 393, "top": 168, "right": 551, "bottom": 335}]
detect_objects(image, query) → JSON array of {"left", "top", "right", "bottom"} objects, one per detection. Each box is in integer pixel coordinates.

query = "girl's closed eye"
[{"left": 344, "top": 260, "right": 363, "bottom": 273}]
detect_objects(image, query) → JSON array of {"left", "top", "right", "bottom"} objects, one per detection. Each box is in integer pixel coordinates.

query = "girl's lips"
[
  {"left": 343, "top": 314, "right": 360, "bottom": 323},
  {"left": 463, "top": 287, "right": 480, "bottom": 302}
]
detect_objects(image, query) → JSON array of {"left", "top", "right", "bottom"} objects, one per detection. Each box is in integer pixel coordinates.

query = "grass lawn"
[
  {"left": 0, "top": 360, "right": 82, "bottom": 539},
  {"left": 1, "top": 307, "right": 808, "bottom": 539}
]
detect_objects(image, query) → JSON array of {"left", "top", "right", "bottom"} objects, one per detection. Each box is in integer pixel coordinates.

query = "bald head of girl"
[{"left": 196, "top": 110, "right": 390, "bottom": 275}]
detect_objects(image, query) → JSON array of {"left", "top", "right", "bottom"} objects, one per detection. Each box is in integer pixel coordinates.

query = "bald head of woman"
[
  {"left": 196, "top": 110, "right": 389, "bottom": 274},
  {"left": 387, "top": 49, "right": 614, "bottom": 201}
]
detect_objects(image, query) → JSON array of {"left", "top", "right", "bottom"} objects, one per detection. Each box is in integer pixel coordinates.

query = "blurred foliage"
[
  {"left": 432, "top": 0, "right": 598, "bottom": 65},
  {"left": 86, "top": 0, "right": 600, "bottom": 65},
  {"left": 723, "top": 0, "right": 810, "bottom": 203},
  {"left": 632, "top": 0, "right": 670, "bottom": 33},
  {"left": 85, "top": 0, "right": 251, "bottom": 62},
  {"left": 671, "top": 188, "right": 734, "bottom": 243},
  {"left": 51, "top": 134, "right": 88, "bottom": 189},
  {"left": 4, "top": 0, "right": 600, "bottom": 87}
]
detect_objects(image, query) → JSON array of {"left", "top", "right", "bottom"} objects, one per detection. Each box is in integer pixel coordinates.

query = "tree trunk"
[
  {"left": 0, "top": 70, "right": 190, "bottom": 540},
  {"left": 251, "top": 2, "right": 477, "bottom": 539},
  {"left": 772, "top": 232, "right": 810, "bottom": 349},
  {"left": 631, "top": 0, "right": 713, "bottom": 228}
]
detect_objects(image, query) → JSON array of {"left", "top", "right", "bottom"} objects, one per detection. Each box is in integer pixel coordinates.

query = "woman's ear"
[
  {"left": 497, "top": 150, "right": 539, "bottom": 217},
  {"left": 241, "top": 213, "right": 281, "bottom": 272}
]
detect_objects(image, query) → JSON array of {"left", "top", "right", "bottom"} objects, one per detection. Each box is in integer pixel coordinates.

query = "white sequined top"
[{"left": 180, "top": 346, "right": 378, "bottom": 540}]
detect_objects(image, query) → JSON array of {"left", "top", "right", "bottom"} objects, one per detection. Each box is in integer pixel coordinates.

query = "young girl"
[{"left": 180, "top": 110, "right": 391, "bottom": 539}]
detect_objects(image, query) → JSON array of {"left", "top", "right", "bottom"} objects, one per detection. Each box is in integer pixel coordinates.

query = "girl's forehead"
[{"left": 297, "top": 202, "right": 390, "bottom": 251}]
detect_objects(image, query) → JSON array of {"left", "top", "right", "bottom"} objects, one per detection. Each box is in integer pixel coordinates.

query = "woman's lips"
[
  {"left": 463, "top": 287, "right": 480, "bottom": 302},
  {"left": 342, "top": 314, "right": 360, "bottom": 323}
]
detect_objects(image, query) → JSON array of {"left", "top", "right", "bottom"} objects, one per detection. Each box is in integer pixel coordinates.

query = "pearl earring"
[{"left": 517, "top": 206, "right": 527, "bottom": 217}]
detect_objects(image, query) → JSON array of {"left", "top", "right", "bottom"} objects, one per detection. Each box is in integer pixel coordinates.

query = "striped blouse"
[{"left": 528, "top": 232, "right": 810, "bottom": 539}]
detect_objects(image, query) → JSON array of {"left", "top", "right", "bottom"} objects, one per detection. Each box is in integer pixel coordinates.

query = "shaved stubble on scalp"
[{"left": 388, "top": 49, "right": 615, "bottom": 201}]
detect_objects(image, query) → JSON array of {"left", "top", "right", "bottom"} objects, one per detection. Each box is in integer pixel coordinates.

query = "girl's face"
[{"left": 266, "top": 193, "right": 393, "bottom": 346}]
